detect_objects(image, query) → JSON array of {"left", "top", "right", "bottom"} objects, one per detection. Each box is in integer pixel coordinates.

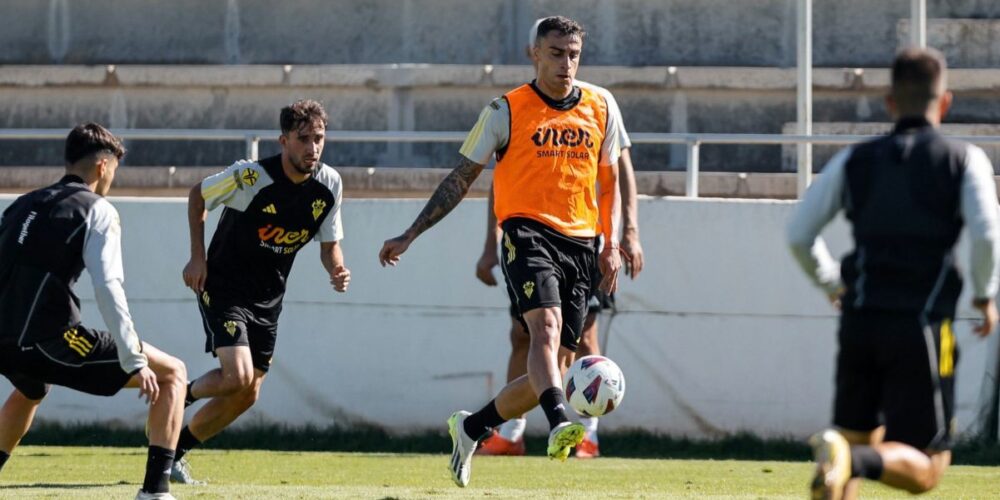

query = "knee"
[
  {"left": 220, "top": 369, "right": 254, "bottom": 395},
  {"left": 906, "top": 475, "right": 940, "bottom": 494},
  {"left": 158, "top": 357, "right": 188, "bottom": 389},
  {"left": 234, "top": 384, "right": 261, "bottom": 411},
  {"left": 908, "top": 462, "right": 946, "bottom": 494},
  {"left": 527, "top": 309, "right": 561, "bottom": 344}
]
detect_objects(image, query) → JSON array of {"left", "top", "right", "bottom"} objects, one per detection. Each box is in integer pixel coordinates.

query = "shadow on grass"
[
  {"left": 1, "top": 481, "right": 128, "bottom": 490},
  {"left": 18, "top": 420, "right": 1000, "bottom": 465}
]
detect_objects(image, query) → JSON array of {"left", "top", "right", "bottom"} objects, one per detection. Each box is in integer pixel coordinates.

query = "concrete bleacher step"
[
  {"left": 3, "top": 64, "right": 1000, "bottom": 173},
  {"left": 898, "top": 19, "right": 1000, "bottom": 68},
  {"left": 781, "top": 122, "right": 1000, "bottom": 173}
]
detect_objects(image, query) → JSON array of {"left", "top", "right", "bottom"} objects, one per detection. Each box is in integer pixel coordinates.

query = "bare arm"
[
  {"left": 597, "top": 161, "right": 623, "bottom": 293},
  {"left": 475, "top": 184, "right": 502, "bottom": 286},
  {"left": 407, "top": 156, "right": 485, "bottom": 239},
  {"left": 182, "top": 183, "right": 209, "bottom": 292},
  {"left": 321, "top": 241, "right": 350, "bottom": 292},
  {"left": 379, "top": 156, "right": 485, "bottom": 266},
  {"left": 618, "top": 148, "right": 644, "bottom": 278},
  {"left": 619, "top": 148, "right": 638, "bottom": 236}
]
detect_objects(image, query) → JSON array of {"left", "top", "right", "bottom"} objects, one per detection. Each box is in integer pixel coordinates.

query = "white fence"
[
  {"left": 6, "top": 128, "right": 1000, "bottom": 198},
  {"left": 0, "top": 195, "right": 996, "bottom": 438}
]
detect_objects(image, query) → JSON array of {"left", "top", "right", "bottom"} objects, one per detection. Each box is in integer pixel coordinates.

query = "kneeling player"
[
  {"left": 788, "top": 48, "right": 1000, "bottom": 499},
  {"left": 0, "top": 123, "right": 187, "bottom": 500}
]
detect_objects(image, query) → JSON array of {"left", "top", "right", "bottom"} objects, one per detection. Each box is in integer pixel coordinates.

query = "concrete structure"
[
  {"left": 3, "top": 65, "right": 1000, "bottom": 172},
  {"left": 2, "top": 0, "right": 1000, "bottom": 67},
  {"left": 782, "top": 122, "right": 1000, "bottom": 173},
  {"left": 0, "top": 195, "right": 996, "bottom": 438}
]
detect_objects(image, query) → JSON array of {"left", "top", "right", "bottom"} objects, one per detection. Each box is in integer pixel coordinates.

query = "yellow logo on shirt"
[
  {"left": 201, "top": 291, "right": 210, "bottom": 306},
  {"left": 63, "top": 328, "right": 93, "bottom": 357},
  {"left": 241, "top": 168, "right": 259, "bottom": 187},
  {"left": 262, "top": 204, "right": 277, "bottom": 214},
  {"left": 523, "top": 281, "right": 535, "bottom": 299},
  {"left": 311, "top": 199, "right": 326, "bottom": 221},
  {"left": 224, "top": 321, "right": 238, "bottom": 337}
]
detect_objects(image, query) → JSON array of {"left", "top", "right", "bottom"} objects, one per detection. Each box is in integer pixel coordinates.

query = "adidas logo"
[{"left": 262, "top": 204, "right": 277, "bottom": 214}]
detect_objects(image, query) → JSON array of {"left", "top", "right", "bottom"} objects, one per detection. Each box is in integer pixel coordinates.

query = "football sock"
[
  {"left": 184, "top": 380, "right": 198, "bottom": 407},
  {"left": 849, "top": 445, "right": 884, "bottom": 480},
  {"left": 538, "top": 387, "right": 571, "bottom": 430},
  {"left": 497, "top": 418, "right": 527, "bottom": 442},
  {"left": 462, "top": 400, "right": 505, "bottom": 441},
  {"left": 581, "top": 417, "right": 599, "bottom": 441},
  {"left": 174, "top": 426, "right": 202, "bottom": 462},
  {"left": 142, "top": 446, "right": 174, "bottom": 494},
  {"left": 0, "top": 450, "right": 9, "bottom": 472}
]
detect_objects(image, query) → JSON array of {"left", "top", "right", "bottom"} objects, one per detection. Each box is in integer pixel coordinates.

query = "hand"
[
  {"left": 598, "top": 245, "right": 622, "bottom": 294},
  {"left": 621, "top": 230, "right": 644, "bottom": 279},
  {"left": 475, "top": 250, "right": 499, "bottom": 286},
  {"left": 135, "top": 367, "right": 159, "bottom": 405},
  {"left": 379, "top": 232, "right": 414, "bottom": 267},
  {"left": 330, "top": 265, "right": 351, "bottom": 293},
  {"left": 182, "top": 255, "right": 208, "bottom": 293},
  {"left": 827, "top": 287, "right": 844, "bottom": 311},
  {"left": 972, "top": 298, "right": 998, "bottom": 337}
]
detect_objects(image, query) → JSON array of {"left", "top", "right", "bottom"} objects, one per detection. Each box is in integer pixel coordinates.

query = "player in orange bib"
[
  {"left": 379, "top": 16, "right": 622, "bottom": 487},
  {"left": 379, "top": 17, "right": 622, "bottom": 486}
]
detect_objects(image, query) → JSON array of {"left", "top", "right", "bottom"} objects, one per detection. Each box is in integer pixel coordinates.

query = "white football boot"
[{"left": 447, "top": 410, "right": 478, "bottom": 487}]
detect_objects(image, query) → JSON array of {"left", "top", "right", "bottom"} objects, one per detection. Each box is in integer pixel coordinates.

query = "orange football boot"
[
  {"left": 575, "top": 436, "right": 600, "bottom": 458},
  {"left": 476, "top": 430, "right": 526, "bottom": 456}
]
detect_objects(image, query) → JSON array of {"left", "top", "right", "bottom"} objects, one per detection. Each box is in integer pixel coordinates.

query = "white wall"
[{"left": 0, "top": 194, "right": 996, "bottom": 439}]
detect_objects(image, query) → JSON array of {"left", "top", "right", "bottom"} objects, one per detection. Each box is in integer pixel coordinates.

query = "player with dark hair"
[
  {"left": 475, "top": 16, "right": 644, "bottom": 458},
  {"left": 0, "top": 123, "right": 188, "bottom": 500},
  {"left": 380, "top": 15, "right": 622, "bottom": 487},
  {"left": 788, "top": 48, "right": 1000, "bottom": 499},
  {"left": 172, "top": 99, "right": 351, "bottom": 483}
]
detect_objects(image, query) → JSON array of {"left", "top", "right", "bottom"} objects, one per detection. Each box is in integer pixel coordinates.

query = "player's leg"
[
  {"left": 839, "top": 315, "right": 958, "bottom": 495},
  {"left": 478, "top": 314, "right": 529, "bottom": 456},
  {"left": 187, "top": 368, "right": 266, "bottom": 441},
  {"left": 125, "top": 343, "right": 187, "bottom": 448},
  {"left": 172, "top": 346, "right": 261, "bottom": 479},
  {"left": 575, "top": 305, "right": 602, "bottom": 458},
  {"left": 0, "top": 378, "right": 47, "bottom": 473},
  {"left": 811, "top": 310, "right": 880, "bottom": 500},
  {"left": 123, "top": 342, "right": 187, "bottom": 497},
  {"left": 448, "top": 304, "right": 569, "bottom": 486},
  {"left": 172, "top": 300, "right": 261, "bottom": 483},
  {"left": 176, "top": 305, "right": 276, "bottom": 480},
  {"left": 838, "top": 427, "right": 884, "bottom": 500},
  {"left": 186, "top": 345, "right": 256, "bottom": 401}
]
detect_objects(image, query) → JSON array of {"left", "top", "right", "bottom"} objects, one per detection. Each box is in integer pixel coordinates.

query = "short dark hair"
[
  {"left": 891, "top": 47, "right": 947, "bottom": 112},
  {"left": 64, "top": 122, "right": 125, "bottom": 165},
  {"left": 534, "top": 16, "right": 586, "bottom": 46},
  {"left": 280, "top": 99, "right": 328, "bottom": 134}
]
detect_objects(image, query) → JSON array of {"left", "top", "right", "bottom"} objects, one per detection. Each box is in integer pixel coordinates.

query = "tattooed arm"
[{"left": 378, "top": 156, "right": 485, "bottom": 266}]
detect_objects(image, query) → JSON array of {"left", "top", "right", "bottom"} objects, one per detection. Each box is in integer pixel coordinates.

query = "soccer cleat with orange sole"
[
  {"left": 574, "top": 436, "right": 600, "bottom": 458},
  {"left": 476, "top": 431, "right": 526, "bottom": 456}
]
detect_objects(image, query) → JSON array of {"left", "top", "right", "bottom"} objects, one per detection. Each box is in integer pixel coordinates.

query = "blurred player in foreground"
[{"left": 788, "top": 48, "right": 1000, "bottom": 499}]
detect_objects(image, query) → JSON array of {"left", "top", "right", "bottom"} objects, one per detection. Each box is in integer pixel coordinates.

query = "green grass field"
[{"left": 1, "top": 446, "right": 999, "bottom": 499}]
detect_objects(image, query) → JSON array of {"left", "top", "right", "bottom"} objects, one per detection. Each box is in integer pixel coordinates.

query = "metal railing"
[{"left": 4, "top": 128, "right": 1000, "bottom": 198}]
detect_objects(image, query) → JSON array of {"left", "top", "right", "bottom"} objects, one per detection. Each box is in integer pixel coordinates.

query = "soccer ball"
[{"left": 564, "top": 355, "right": 625, "bottom": 417}]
